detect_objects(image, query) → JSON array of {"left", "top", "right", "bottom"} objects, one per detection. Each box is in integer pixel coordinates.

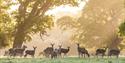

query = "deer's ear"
[
  {"left": 51, "top": 43, "right": 55, "bottom": 45},
  {"left": 33, "top": 46, "right": 35, "bottom": 48},
  {"left": 59, "top": 45, "right": 62, "bottom": 46}
]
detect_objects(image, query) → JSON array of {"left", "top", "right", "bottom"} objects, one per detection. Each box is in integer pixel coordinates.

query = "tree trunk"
[
  {"left": 13, "top": 23, "right": 26, "bottom": 48},
  {"left": 13, "top": 18, "right": 35, "bottom": 48},
  {"left": 13, "top": 31, "right": 25, "bottom": 48}
]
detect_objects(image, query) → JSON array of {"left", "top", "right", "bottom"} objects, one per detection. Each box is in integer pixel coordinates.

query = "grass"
[{"left": 0, "top": 57, "right": 125, "bottom": 63}]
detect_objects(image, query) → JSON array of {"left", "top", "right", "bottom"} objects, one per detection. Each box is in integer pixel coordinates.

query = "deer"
[
  {"left": 57, "top": 45, "right": 62, "bottom": 57},
  {"left": 24, "top": 46, "right": 37, "bottom": 57},
  {"left": 8, "top": 45, "right": 27, "bottom": 57},
  {"left": 43, "top": 43, "right": 54, "bottom": 58},
  {"left": 60, "top": 46, "right": 70, "bottom": 57},
  {"left": 96, "top": 47, "right": 107, "bottom": 58},
  {"left": 108, "top": 49, "right": 120, "bottom": 58},
  {"left": 14, "top": 45, "right": 27, "bottom": 57},
  {"left": 77, "top": 43, "right": 90, "bottom": 58},
  {"left": 50, "top": 48, "right": 58, "bottom": 59},
  {"left": 4, "top": 50, "right": 9, "bottom": 56}
]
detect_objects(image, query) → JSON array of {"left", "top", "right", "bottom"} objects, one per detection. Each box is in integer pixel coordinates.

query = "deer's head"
[
  {"left": 33, "top": 46, "right": 37, "bottom": 50},
  {"left": 50, "top": 43, "right": 55, "bottom": 47},
  {"left": 59, "top": 45, "right": 62, "bottom": 48},
  {"left": 22, "top": 45, "right": 27, "bottom": 49}
]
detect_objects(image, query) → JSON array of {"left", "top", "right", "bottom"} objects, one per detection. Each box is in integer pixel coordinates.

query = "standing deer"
[
  {"left": 43, "top": 43, "right": 54, "bottom": 58},
  {"left": 96, "top": 47, "right": 107, "bottom": 58},
  {"left": 51, "top": 48, "right": 58, "bottom": 59},
  {"left": 60, "top": 46, "right": 70, "bottom": 57},
  {"left": 4, "top": 50, "right": 9, "bottom": 56},
  {"left": 24, "top": 46, "right": 37, "bottom": 57},
  {"left": 8, "top": 45, "right": 27, "bottom": 57},
  {"left": 57, "top": 45, "right": 62, "bottom": 57},
  {"left": 108, "top": 49, "right": 120, "bottom": 58},
  {"left": 77, "top": 43, "right": 90, "bottom": 58}
]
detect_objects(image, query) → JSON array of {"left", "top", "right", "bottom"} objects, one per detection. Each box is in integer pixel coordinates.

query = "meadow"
[{"left": 0, "top": 57, "right": 125, "bottom": 63}]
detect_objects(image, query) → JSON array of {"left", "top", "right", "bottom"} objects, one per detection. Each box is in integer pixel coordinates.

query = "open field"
[{"left": 0, "top": 57, "right": 125, "bottom": 63}]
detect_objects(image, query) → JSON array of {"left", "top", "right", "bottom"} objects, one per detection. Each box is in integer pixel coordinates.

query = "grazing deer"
[
  {"left": 77, "top": 43, "right": 90, "bottom": 58},
  {"left": 24, "top": 46, "right": 37, "bottom": 57},
  {"left": 8, "top": 45, "right": 27, "bottom": 57},
  {"left": 108, "top": 49, "right": 120, "bottom": 58},
  {"left": 96, "top": 47, "right": 107, "bottom": 58},
  {"left": 43, "top": 43, "right": 54, "bottom": 58}
]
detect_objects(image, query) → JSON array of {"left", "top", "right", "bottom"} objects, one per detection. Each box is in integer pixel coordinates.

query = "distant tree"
[
  {"left": 12, "top": 0, "right": 78, "bottom": 48},
  {"left": 118, "top": 20, "right": 125, "bottom": 50},
  {"left": 57, "top": 0, "right": 124, "bottom": 48},
  {"left": 119, "top": 20, "right": 125, "bottom": 36}
]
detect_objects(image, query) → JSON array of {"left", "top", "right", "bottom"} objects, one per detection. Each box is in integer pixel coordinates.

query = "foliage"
[
  {"left": 119, "top": 20, "right": 125, "bottom": 36},
  {"left": 57, "top": 0, "right": 124, "bottom": 48},
  {"left": 0, "top": 0, "right": 78, "bottom": 48},
  {"left": 0, "top": 0, "right": 15, "bottom": 48},
  {"left": 12, "top": 0, "right": 79, "bottom": 48}
]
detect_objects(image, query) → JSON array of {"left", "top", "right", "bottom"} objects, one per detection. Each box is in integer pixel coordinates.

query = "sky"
[
  {"left": 45, "top": 0, "right": 87, "bottom": 20},
  {"left": 9, "top": 0, "right": 88, "bottom": 20}
]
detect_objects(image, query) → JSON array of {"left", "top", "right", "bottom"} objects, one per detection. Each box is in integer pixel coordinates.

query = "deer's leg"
[
  {"left": 78, "top": 53, "right": 80, "bottom": 58},
  {"left": 24, "top": 54, "right": 27, "bottom": 57},
  {"left": 101, "top": 54, "right": 103, "bottom": 58},
  {"left": 87, "top": 53, "right": 90, "bottom": 58},
  {"left": 58, "top": 53, "right": 62, "bottom": 58},
  {"left": 95, "top": 53, "right": 98, "bottom": 58},
  {"left": 81, "top": 54, "right": 83, "bottom": 58},
  {"left": 116, "top": 54, "right": 119, "bottom": 58},
  {"left": 32, "top": 55, "right": 34, "bottom": 58}
]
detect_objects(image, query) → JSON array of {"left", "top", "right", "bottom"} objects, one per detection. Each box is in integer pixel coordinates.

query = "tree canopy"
[
  {"left": 57, "top": 0, "right": 124, "bottom": 49},
  {"left": 0, "top": 0, "right": 79, "bottom": 48}
]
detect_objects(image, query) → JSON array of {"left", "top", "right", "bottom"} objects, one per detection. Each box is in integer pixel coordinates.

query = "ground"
[{"left": 0, "top": 57, "right": 125, "bottom": 63}]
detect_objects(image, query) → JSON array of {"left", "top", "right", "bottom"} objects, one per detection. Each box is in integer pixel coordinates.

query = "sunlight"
[
  {"left": 7, "top": 0, "right": 19, "bottom": 14},
  {"left": 46, "top": 0, "right": 87, "bottom": 19},
  {"left": 9, "top": 0, "right": 88, "bottom": 19}
]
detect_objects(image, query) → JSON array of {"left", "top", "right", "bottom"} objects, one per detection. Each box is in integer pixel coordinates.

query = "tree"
[
  {"left": 57, "top": 0, "right": 124, "bottom": 48},
  {"left": 0, "top": 0, "right": 15, "bottom": 48},
  {"left": 118, "top": 20, "right": 125, "bottom": 50},
  {"left": 13, "top": 0, "right": 78, "bottom": 48},
  {"left": 119, "top": 20, "right": 125, "bottom": 36}
]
